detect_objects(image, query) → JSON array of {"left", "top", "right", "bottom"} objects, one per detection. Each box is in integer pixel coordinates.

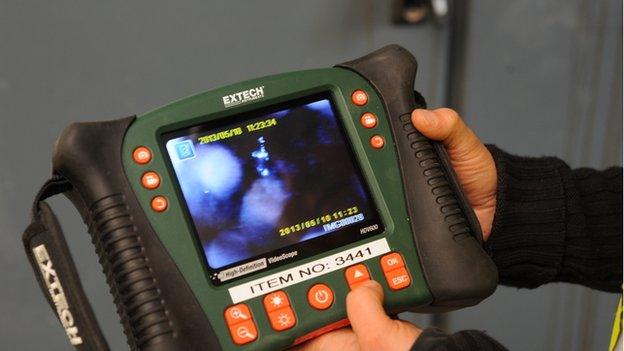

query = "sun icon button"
[
  {"left": 268, "top": 307, "right": 296, "bottom": 331},
  {"left": 271, "top": 295, "right": 283, "bottom": 308},
  {"left": 263, "top": 291, "right": 290, "bottom": 312}
]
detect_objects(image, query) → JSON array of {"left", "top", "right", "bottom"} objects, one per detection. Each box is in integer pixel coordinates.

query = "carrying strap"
[{"left": 23, "top": 176, "right": 110, "bottom": 351}]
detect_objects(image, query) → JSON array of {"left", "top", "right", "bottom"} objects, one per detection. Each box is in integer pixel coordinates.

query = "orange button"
[
  {"left": 360, "top": 112, "right": 378, "bottom": 128},
  {"left": 224, "top": 304, "right": 252, "bottom": 326},
  {"left": 228, "top": 319, "right": 258, "bottom": 345},
  {"left": 141, "top": 171, "right": 161, "bottom": 189},
  {"left": 370, "top": 135, "right": 385, "bottom": 149},
  {"left": 384, "top": 267, "right": 411, "bottom": 291},
  {"left": 268, "top": 306, "right": 296, "bottom": 331},
  {"left": 380, "top": 252, "right": 405, "bottom": 272},
  {"left": 263, "top": 291, "right": 290, "bottom": 313},
  {"left": 151, "top": 196, "right": 168, "bottom": 212},
  {"left": 308, "top": 284, "right": 334, "bottom": 310},
  {"left": 132, "top": 146, "right": 152, "bottom": 165},
  {"left": 351, "top": 90, "right": 368, "bottom": 106},
  {"left": 345, "top": 264, "right": 370, "bottom": 288}
]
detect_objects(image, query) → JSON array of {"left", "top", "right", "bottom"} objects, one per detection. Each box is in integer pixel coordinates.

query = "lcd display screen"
[{"left": 163, "top": 93, "right": 383, "bottom": 284}]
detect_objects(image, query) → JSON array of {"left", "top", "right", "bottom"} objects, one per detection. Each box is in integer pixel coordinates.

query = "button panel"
[
  {"left": 380, "top": 252, "right": 411, "bottom": 291},
  {"left": 223, "top": 254, "right": 409, "bottom": 345},
  {"left": 224, "top": 304, "right": 258, "bottom": 345},
  {"left": 308, "top": 284, "right": 334, "bottom": 310},
  {"left": 345, "top": 264, "right": 370, "bottom": 289}
]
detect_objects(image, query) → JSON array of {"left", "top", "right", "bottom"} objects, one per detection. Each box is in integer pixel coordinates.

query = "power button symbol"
[
  {"left": 308, "top": 284, "right": 334, "bottom": 310},
  {"left": 315, "top": 290, "right": 329, "bottom": 304}
]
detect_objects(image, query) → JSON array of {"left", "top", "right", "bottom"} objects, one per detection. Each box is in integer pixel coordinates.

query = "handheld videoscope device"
[{"left": 23, "top": 45, "right": 497, "bottom": 351}]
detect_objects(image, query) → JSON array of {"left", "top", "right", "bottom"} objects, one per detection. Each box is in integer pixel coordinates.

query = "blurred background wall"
[{"left": 0, "top": 1, "right": 621, "bottom": 350}]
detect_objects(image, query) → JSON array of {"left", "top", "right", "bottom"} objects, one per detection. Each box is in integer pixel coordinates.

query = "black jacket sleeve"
[
  {"left": 485, "top": 145, "right": 622, "bottom": 292},
  {"left": 411, "top": 145, "right": 622, "bottom": 350}
]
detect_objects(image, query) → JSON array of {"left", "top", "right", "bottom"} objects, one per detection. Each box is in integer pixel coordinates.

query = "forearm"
[{"left": 485, "top": 145, "right": 623, "bottom": 292}]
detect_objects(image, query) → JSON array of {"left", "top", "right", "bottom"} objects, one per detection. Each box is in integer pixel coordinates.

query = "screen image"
[{"left": 163, "top": 94, "right": 383, "bottom": 283}]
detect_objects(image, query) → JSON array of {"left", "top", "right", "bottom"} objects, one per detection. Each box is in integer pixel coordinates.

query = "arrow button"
[{"left": 345, "top": 264, "right": 370, "bottom": 289}]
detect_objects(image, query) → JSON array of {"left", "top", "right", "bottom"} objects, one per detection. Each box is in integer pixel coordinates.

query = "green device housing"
[{"left": 26, "top": 45, "right": 497, "bottom": 351}]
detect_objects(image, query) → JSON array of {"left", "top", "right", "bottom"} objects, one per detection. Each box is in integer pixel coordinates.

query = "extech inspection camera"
[{"left": 23, "top": 45, "right": 497, "bottom": 351}]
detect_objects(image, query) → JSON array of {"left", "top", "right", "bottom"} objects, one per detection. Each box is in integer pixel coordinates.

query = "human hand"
[
  {"left": 411, "top": 108, "right": 497, "bottom": 240},
  {"left": 295, "top": 280, "right": 422, "bottom": 351},
  {"left": 297, "top": 108, "right": 494, "bottom": 351}
]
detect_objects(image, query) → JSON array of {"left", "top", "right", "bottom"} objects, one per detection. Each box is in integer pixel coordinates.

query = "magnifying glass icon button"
[
  {"left": 237, "top": 326, "right": 254, "bottom": 339},
  {"left": 231, "top": 308, "right": 249, "bottom": 320}
]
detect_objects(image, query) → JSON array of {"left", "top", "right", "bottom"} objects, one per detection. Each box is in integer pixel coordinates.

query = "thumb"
[
  {"left": 410, "top": 108, "right": 482, "bottom": 156},
  {"left": 346, "top": 280, "right": 421, "bottom": 351}
]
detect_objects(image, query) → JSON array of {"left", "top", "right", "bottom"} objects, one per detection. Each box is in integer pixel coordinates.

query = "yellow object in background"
[{"left": 609, "top": 297, "right": 622, "bottom": 351}]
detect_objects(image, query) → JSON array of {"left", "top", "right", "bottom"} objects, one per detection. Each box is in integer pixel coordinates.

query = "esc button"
[{"left": 385, "top": 267, "right": 411, "bottom": 290}]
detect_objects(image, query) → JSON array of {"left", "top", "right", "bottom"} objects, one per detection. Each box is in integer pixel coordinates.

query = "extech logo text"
[
  {"left": 222, "top": 86, "right": 265, "bottom": 108},
  {"left": 33, "top": 244, "right": 83, "bottom": 346}
]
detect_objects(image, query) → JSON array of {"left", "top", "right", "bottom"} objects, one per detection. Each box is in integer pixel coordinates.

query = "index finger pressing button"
[{"left": 345, "top": 264, "right": 370, "bottom": 289}]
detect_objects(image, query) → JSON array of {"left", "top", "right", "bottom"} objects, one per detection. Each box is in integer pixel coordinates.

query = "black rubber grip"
[
  {"left": 53, "top": 118, "right": 222, "bottom": 350},
  {"left": 337, "top": 45, "right": 497, "bottom": 311},
  {"left": 86, "top": 193, "right": 171, "bottom": 349}
]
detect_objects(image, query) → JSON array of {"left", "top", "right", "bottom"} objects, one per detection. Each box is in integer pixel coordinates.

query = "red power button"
[{"left": 308, "top": 284, "right": 334, "bottom": 310}]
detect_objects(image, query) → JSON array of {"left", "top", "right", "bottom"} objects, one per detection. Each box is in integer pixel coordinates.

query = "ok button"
[{"left": 308, "top": 283, "right": 334, "bottom": 310}]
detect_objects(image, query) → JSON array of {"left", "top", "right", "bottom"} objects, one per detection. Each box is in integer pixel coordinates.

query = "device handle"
[
  {"left": 23, "top": 117, "right": 222, "bottom": 351},
  {"left": 23, "top": 176, "right": 110, "bottom": 351},
  {"left": 337, "top": 45, "right": 498, "bottom": 311},
  {"left": 48, "top": 117, "right": 222, "bottom": 351}
]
